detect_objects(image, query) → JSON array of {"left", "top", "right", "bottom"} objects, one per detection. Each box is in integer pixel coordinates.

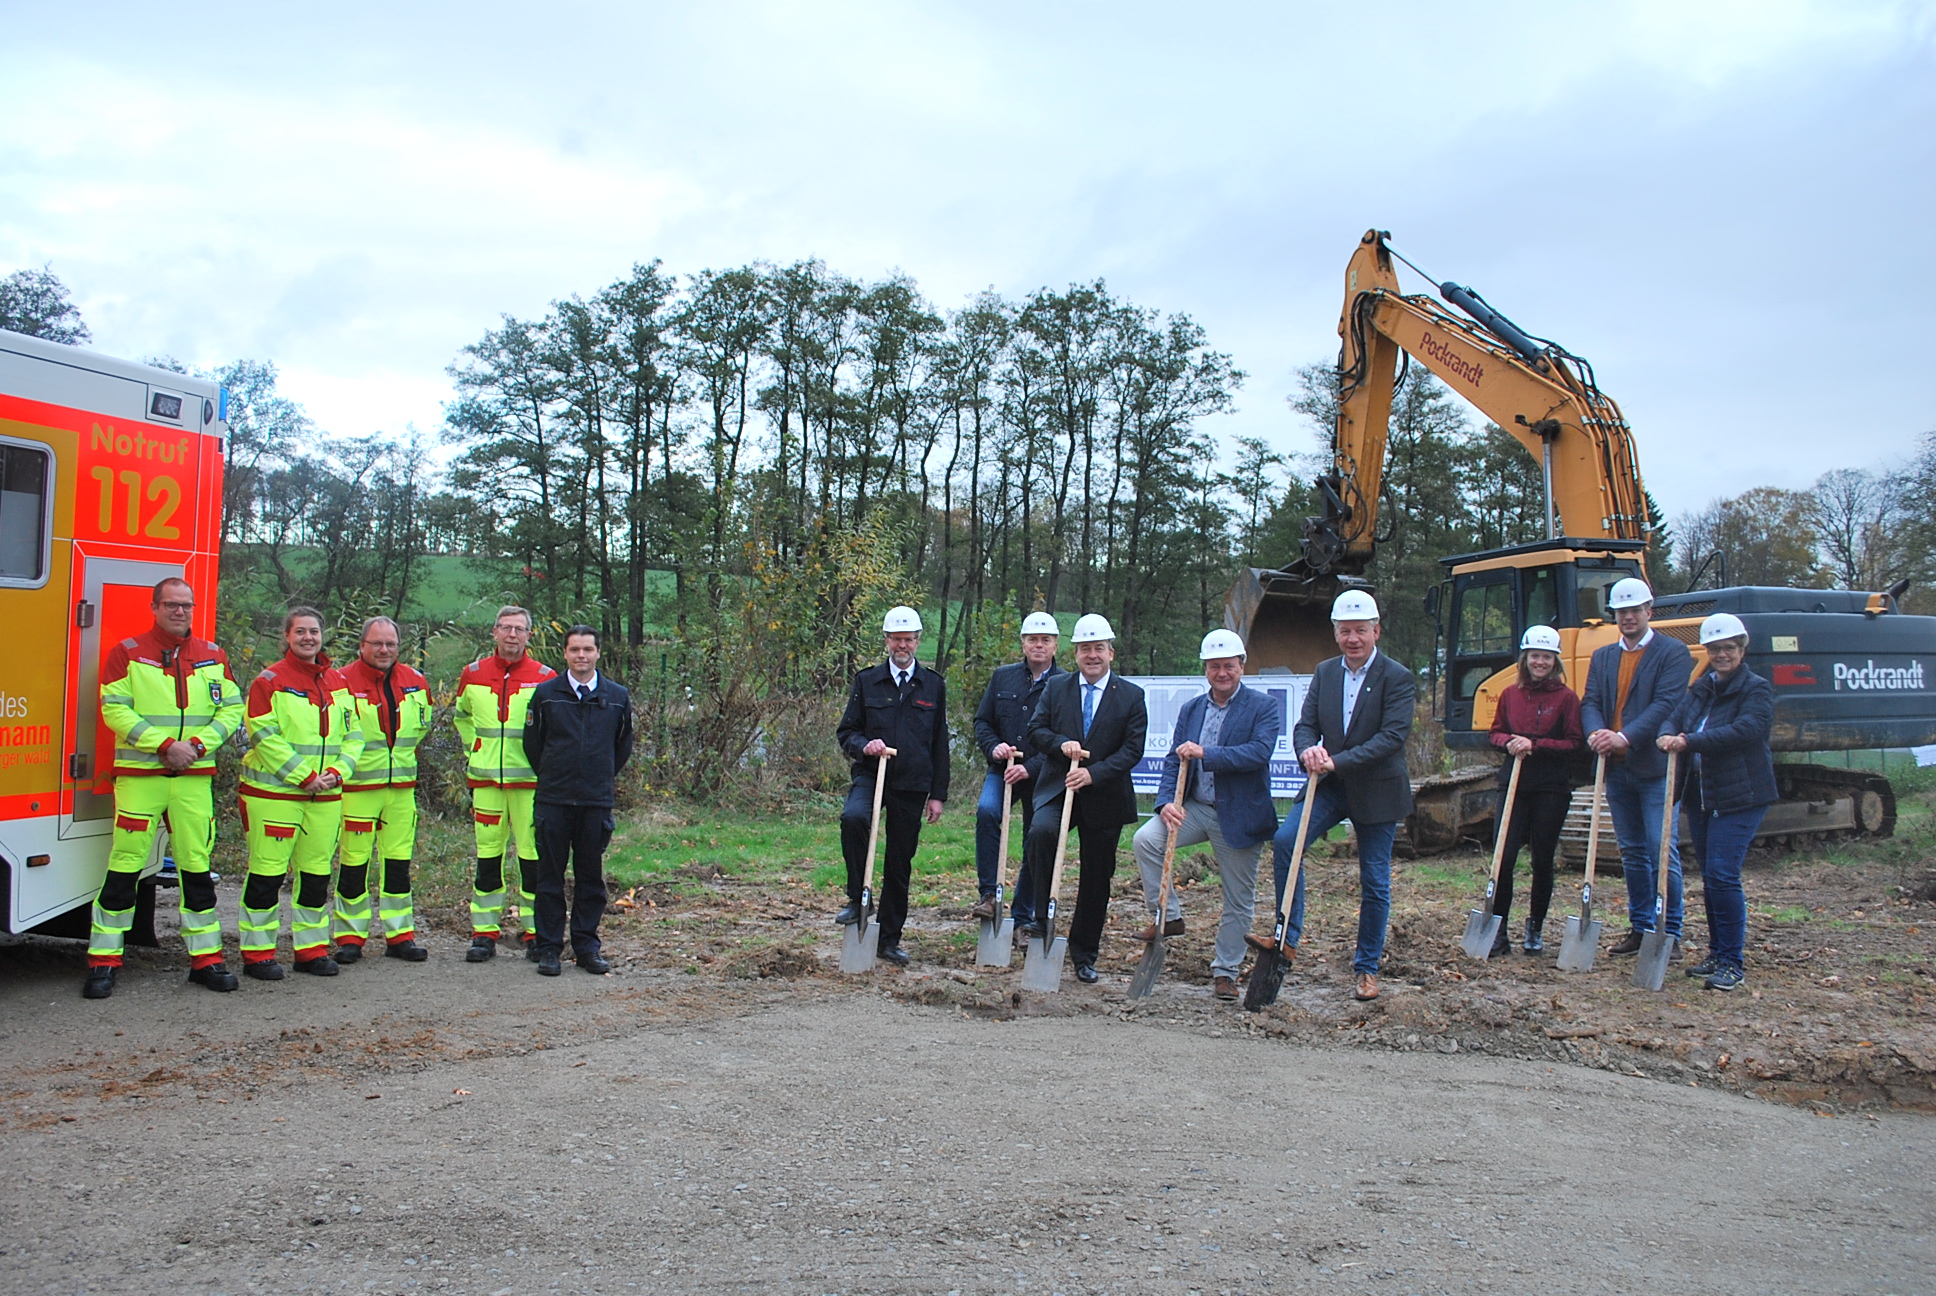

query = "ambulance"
[{"left": 0, "top": 328, "right": 226, "bottom": 941}]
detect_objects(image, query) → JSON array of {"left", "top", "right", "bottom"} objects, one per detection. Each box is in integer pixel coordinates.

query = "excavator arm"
[{"left": 1310, "top": 230, "right": 1650, "bottom": 574}]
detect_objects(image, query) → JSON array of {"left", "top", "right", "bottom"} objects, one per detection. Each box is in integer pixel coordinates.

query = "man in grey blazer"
[
  {"left": 1132, "top": 628, "right": 1281, "bottom": 1000},
  {"left": 1579, "top": 576, "right": 1692, "bottom": 954},
  {"left": 1250, "top": 590, "right": 1415, "bottom": 1002}
]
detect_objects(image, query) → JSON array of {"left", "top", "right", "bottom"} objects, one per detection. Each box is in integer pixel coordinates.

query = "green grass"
[{"left": 1757, "top": 904, "right": 1814, "bottom": 924}]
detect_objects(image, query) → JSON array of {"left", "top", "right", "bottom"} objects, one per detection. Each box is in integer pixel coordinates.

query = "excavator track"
[{"left": 1772, "top": 764, "right": 1896, "bottom": 842}]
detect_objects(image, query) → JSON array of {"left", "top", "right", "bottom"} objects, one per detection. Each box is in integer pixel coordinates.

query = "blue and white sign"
[{"left": 1125, "top": 674, "right": 1312, "bottom": 800}]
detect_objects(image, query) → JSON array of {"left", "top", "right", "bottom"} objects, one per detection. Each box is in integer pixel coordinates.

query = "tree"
[
  {"left": 1811, "top": 466, "right": 1913, "bottom": 592},
  {"left": 0, "top": 267, "right": 90, "bottom": 344},
  {"left": 1675, "top": 487, "right": 1826, "bottom": 589}
]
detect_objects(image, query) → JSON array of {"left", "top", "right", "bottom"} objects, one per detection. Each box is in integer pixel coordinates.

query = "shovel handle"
[
  {"left": 1155, "top": 755, "right": 1191, "bottom": 919},
  {"left": 861, "top": 748, "right": 896, "bottom": 897},
  {"left": 994, "top": 754, "right": 1017, "bottom": 894},
  {"left": 1582, "top": 752, "right": 1607, "bottom": 892},
  {"left": 1044, "top": 750, "right": 1090, "bottom": 909},
  {"left": 1270, "top": 771, "right": 1322, "bottom": 929},
  {"left": 1655, "top": 749, "right": 1678, "bottom": 914},
  {"left": 1486, "top": 755, "right": 1524, "bottom": 896}
]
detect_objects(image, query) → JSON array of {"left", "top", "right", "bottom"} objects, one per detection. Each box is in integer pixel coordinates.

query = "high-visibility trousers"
[
  {"left": 88, "top": 776, "right": 222, "bottom": 969},
  {"left": 470, "top": 784, "right": 536, "bottom": 938},
  {"left": 239, "top": 793, "right": 343, "bottom": 965},
  {"left": 333, "top": 785, "right": 419, "bottom": 947}
]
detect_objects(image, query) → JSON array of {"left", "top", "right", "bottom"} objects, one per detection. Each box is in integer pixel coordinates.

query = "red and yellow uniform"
[
  {"left": 239, "top": 652, "right": 363, "bottom": 967},
  {"left": 452, "top": 651, "right": 554, "bottom": 940},
  {"left": 88, "top": 628, "right": 243, "bottom": 970},
  {"left": 334, "top": 658, "right": 433, "bottom": 951}
]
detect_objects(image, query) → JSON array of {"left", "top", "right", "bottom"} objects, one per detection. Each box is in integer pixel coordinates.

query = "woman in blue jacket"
[{"left": 1657, "top": 613, "right": 1777, "bottom": 992}]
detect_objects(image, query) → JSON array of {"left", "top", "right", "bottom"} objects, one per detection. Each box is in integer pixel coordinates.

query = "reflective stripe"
[
  {"left": 394, "top": 735, "right": 423, "bottom": 750},
  {"left": 291, "top": 902, "right": 330, "bottom": 956},
  {"left": 240, "top": 902, "right": 280, "bottom": 954},
  {"left": 253, "top": 721, "right": 282, "bottom": 741},
  {"left": 178, "top": 903, "right": 222, "bottom": 959},
  {"left": 333, "top": 886, "right": 371, "bottom": 941},
  {"left": 378, "top": 889, "right": 414, "bottom": 940},
  {"left": 88, "top": 901, "right": 135, "bottom": 959},
  {"left": 473, "top": 726, "right": 520, "bottom": 738},
  {"left": 142, "top": 711, "right": 213, "bottom": 726},
  {"left": 291, "top": 742, "right": 329, "bottom": 755},
  {"left": 125, "top": 719, "right": 154, "bottom": 743},
  {"left": 115, "top": 746, "right": 167, "bottom": 766},
  {"left": 272, "top": 751, "right": 306, "bottom": 782}
]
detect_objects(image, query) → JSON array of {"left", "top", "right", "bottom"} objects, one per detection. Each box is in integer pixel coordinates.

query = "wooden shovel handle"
[
  {"left": 1655, "top": 749, "right": 1678, "bottom": 904},
  {"left": 1271, "top": 771, "right": 1322, "bottom": 927},
  {"left": 861, "top": 748, "right": 895, "bottom": 895},
  {"left": 1487, "top": 755, "right": 1524, "bottom": 888},
  {"left": 1044, "top": 749, "right": 1091, "bottom": 906},
  {"left": 994, "top": 754, "right": 1017, "bottom": 893},
  {"left": 1155, "top": 755, "right": 1191, "bottom": 918},
  {"left": 1582, "top": 753, "right": 1607, "bottom": 889}
]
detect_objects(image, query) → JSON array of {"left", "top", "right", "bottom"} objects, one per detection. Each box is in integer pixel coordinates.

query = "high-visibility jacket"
[
  {"left": 100, "top": 627, "right": 243, "bottom": 776},
  {"left": 341, "top": 658, "right": 433, "bottom": 790},
  {"left": 453, "top": 652, "right": 555, "bottom": 789},
  {"left": 240, "top": 652, "right": 364, "bottom": 799}
]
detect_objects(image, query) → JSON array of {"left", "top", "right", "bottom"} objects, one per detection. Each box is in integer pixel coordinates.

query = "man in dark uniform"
[
  {"left": 969, "top": 611, "right": 1064, "bottom": 933},
  {"left": 522, "top": 625, "right": 634, "bottom": 977},
  {"left": 834, "top": 605, "right": 949, "bottom": 967},
  {"left": 1023, "top": 613, "right": 1147, "bottom": 984}
]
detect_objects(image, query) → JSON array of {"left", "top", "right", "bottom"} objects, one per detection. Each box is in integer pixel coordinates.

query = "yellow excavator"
[{"left": 1227, "top": 229, "right": 1933, "bottom": 847}]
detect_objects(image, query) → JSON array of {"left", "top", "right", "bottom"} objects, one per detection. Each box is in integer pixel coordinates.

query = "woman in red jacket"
[{"left": 1488, "top": 625, "right": 1585, "bottom": 955}]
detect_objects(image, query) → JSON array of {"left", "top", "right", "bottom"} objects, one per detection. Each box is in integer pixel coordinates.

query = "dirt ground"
[{"left": 3, "top": 827, "right": 1935, "bottom": 1295}]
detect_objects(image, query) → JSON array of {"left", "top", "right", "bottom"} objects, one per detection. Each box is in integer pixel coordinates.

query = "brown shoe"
[
  {"left": 1132, "top": 917, "right": 1186, "bottom": 942},
  {"left": 969, "top": 894, "right": 998, "bottom": 921},
  {"left": 1244, "top": 931, "right": 1279, "bottom": 954},
  {"left": 1354, "top": 973, "right": 1380, "bottom": 1001},
  {"left": 1608, "top": 929, "right": 1645, "bottom": 956},
  {"left": 1213, "top": 976, "right": 1238, "bottom": 1001}
]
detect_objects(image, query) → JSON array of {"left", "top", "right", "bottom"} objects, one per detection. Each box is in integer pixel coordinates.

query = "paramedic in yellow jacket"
[
  {"left": 332, "top": 615, "right": 432, "bottom": 964},
  {"left": 239, "top": 606, "right": 364, "bottom": 980},
  {"left": 455, "top": 605, "right": 556, "bottom": 962},
  {"left": 83, "top": 577, "right": 245, "bottom": 1000}
]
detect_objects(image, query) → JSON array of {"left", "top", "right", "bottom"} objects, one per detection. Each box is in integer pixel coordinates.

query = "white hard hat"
[
  {"left": 1199, "top": 628, "right": 1246, "bottom": 660},
  {"left": 1330, "top": 590, "right": 1379, "bottom": 622},
  {"left": 882, "top": 605, "right": 923, "bottom": 633},
  {"left": 1699, "top": 612, "right": 1749, "bottom": 645},
  {"left": 1020, "top": 611, "right": 1060, "bottom": 637},
  {"left": 1071, "top": 613, "right": 1115, "bottom": 643},
  {"left": 1519, "top": 625, "right": 1562, "bottom": 653},
  {"left": 1607, "top": 577, "right": 1654, "bottom": 610}
]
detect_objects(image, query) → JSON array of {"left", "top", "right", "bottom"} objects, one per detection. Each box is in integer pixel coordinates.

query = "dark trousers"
[
  {"left": 1023, "top": 799, "right": 1124, "bottom": 964},
  {"left": 532, "top": 802, "right": 613, "bottom": 957},
  {"left": 841, "top": 778, "right": 924, "bottom": 945},
  {"left": 1493, "top": 786, "right": 1569, "bottom": 929}
]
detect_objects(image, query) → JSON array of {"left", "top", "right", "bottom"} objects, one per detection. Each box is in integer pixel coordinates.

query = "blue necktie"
[{"left": 1082, "top": 683, "right": 1097, "bottom": 736}]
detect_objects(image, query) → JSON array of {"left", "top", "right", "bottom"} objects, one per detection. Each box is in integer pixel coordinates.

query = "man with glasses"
[{"left": 334, "top": 616, "right": 433, "bottom": 964}]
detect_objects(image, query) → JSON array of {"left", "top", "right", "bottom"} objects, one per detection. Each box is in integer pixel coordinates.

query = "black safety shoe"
[
  {"left": 295, "top": 955, "right": 340, "bottom": 977},
  {"left": 1074, "top": 962, "right": 1100, "bottom": 985},
  {"left": 188, "top": 962, "right": 239, "bottom": 992},
  {"left": 385, "top": 940, "right": 429, "bottom": 962},
  {"left": 536, "top": 951, "right": 562, "bottom": 977},
  {"left": 1608, "top": 929, "right": 1645, "bottom": 956},
  {"left": 834, "top": 901, "right": 862, "bottom": 926},
  {"left": 332, "top": 943, "right": 363, "bottom": 965},
  {"left": 245, "top": 960, "right": 286, "bottom": 981},
  {"left": 577, "top": 952, "right": 611, "bottom": 975},
  {"left": 83, "top": 966, "right": 117, "bottom": 999},
  {"left": 465, "top": 936, "right": 497, "bottom": 963},
  {"left": 1489, "top": 926, "right": 1512, "bottom": 958},
  {"left": 523, "top": 936, "right": 540, "bottom": 962},
  {"left": 878, "top": 944, "right": 910, "bottom": 967}
]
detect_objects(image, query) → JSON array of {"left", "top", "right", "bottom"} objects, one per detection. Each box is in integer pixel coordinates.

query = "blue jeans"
[
  {"left": 1269, "top": 779, "right": 1399, "bottom": 976},
  {"left": 974, "top": 769, "right": 1036, "bottom": 921},
  {"left": 1605, "top": 763, "right": 1683, "bottom": 936},
  {"left": 1686, "top": 801, "right": 1764, "bottom": 969}
]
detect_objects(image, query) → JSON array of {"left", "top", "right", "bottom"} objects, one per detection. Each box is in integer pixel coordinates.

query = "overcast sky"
[{"left": 4, "top": 0, "right": 1931, "bottom": 524}]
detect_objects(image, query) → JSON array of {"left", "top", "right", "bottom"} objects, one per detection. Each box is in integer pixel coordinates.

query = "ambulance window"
[{"left": 0, "top": 443, "right": 50, "bottom": 584}]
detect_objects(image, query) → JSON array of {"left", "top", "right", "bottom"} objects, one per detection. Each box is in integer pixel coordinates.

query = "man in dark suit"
[
  {"left": 834, "top": 605, "right": 950, "bottom": 968},
  {"left": 1251, "top": 590, "right": 1415, "bottom": 1002},
  {"left": 522, "top": 625, "right": 634, "bottom": 977},
  {"left": 969, "top": 611, "right": 1065, "bottom": 931},
  {"left": 1580, "top": 576, "right": 1692, "bottom": 954},
  {"left": 1023, "top": 613, "right": 1148, "bottom": 984},
  {"left": 1132, "top": 628, "right": 1280, "bottom": 1000}
]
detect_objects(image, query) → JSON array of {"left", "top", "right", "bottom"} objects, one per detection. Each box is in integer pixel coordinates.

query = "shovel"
[
  {"left": 1021, "top": 749, "right": 1086, "bottom": 993},
  {"left": 1128, "top": 755, "right": 1192, "bottom": 1002},
  {"left": 976, "top": 756, "right": 1019, "bottom": 967},
  {"left": 1462, "top": 755, "right": 1523, "bottom": 960},
  {"left": 840, "top": 747, "right": 895, "bottom": 974},
  {"left": 1243, "top": 771, "right": 1320, "bottom": 1012},
  {"left": 1556, "top": 753, "right": 1608, "bottom": 972},
  {"left": 1632, "top": 749, "right": 1678, "bottom": 991}
]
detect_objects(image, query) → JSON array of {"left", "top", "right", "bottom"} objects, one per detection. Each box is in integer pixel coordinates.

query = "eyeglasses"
[{"left": 158, "top": 601, "right": 195, "bottom": 612}]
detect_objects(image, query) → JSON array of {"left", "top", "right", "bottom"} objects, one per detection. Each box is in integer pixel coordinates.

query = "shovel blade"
[
  {"left": 1243, "top": 950, "right": 1287, "bottom": 1011},
  {"left": 976, "top": 917, "right": 1014, "bottom": 968},
  {"left": 1632, "top": 930, "right": 1674, "bottom": 991},
  {"left": 1555, "top": 914, "right": 1604, "bottom": 972},
  {"left": 1019, "top": 935, "right": 1067, "bottom": 993},
  {"left": 840, "top": 921, "right": 879, "bottom": 973},
  {"left": 1461, "top": 911, "right": 1503, "bottom": 961},
  {"left": 1126, "top": 937, "right": 1166, "bottom": 1001}
]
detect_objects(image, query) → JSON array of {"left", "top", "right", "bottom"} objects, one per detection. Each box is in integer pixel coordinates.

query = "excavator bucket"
[{"left": 1224, "top": 568, "right": 1357, "bottom": 673}]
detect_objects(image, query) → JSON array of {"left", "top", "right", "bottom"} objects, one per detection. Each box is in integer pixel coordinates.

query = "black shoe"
[
  {"left": 465, "top": 937, "right": 497, "bottom": 963},
  {"left": 524, "top": 937, "right": 541, "bottom": 962},
  {"left": 1016, "top": 920, "right": 1042, "bottom": 939},
  {"left": 878, "top": 944, "right": 910, "bottom": 967},
  {"left": 384, "top": 940, "right": 429, "bottom": 962},
  {"left": 1489, "top": 926, "right": 1512, "bottom": 958},
  {"left": 536, "top": 951, "right": 562, "bottom": 977},
  {"left": 1608, "top": 929, "right": 1645, "bottom": 956},
  {"left": 834, "top": 901, "right": 862, "bottom": 926},
  {"left": 82, "top": 966, "right": 117, "bottom": 999},
  {"left": 245, "top": 960, "right": 286, "bottom": 981},
  {"left": 577, "top": 951, "right": 611, "bottom": 975},
  {"left": 332, "top": 943, "right": 363, "bottom": 965},
  {"left": 1523, "top": 920, "right": 1544, "bottom": 954},
  {"left": 1074, "top": 962, "right": 1100, "bottom": 985},
  {"left": 295, "top": 955, "right": 340, "bottom": 977},
  {"left": 188, "top": 962, "right": 238, "bottom": 992}
]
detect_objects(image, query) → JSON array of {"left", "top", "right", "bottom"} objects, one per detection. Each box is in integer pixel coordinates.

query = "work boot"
[
  {"left": 295, "top": 955, "right": 340, "bottom": 977},
  {"left": 1353, "top": 973, "right": 1380, "bottom": 1001},
  {"left": 879, "top": 944, "right": 910, "bottom": 967},
  {"left": 1523, "top": 920, "right": 1544, "bottom": 954},
  {"left": 523, "top": 934, "right": 540, "bottom": 962},
  {"left": 1488, "top": 925, "right": 1511, "bottom": 959},
  {"left": 1213, "top": 976, "right": 1238, "bottom": 1001},
  {"left": 188, "top": 962, "right": 239, "bottom": 992},
  {"left": 465, "top": 936, "right": 497, "bottom": 963},
  {"left": 577, "top": 951, "right": 611, "bottom": 975},
  {"left": 1608, "top": 929, "right": 1645, "bottom": 956},
  {"left": 1685, "top": 953, "right": 1722, "bottom": 979},
  {"left": 244, "top": 960, "right": 286, "bottom": 981},
  {"left": 834, "top": 900, "right": 863, "bottom": 926},
  {"left": 536, "top": 951, "right": 562, "bottom": 977},
  {"left": 1244, "top": 932, "right": 1280, "bottom": 954},
  {"left": 969, "top": 894, "right": 999, "bottom": 921},
  {"left": 82, "top": 966, "right": 117, "bottom": 999},
  {"left": 1133, "top": 917, "right": 1186, "bottom": 942},
  {"left": 332, "top": 942, "right": 363, "bottom": 965},
  {"left": 385, "top": 940, "right": 429, "bottom": 962}
]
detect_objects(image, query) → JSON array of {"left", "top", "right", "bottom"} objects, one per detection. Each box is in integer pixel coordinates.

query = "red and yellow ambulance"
[{"left": 0, "top": 328, "right": 226, "bottom": 940}]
